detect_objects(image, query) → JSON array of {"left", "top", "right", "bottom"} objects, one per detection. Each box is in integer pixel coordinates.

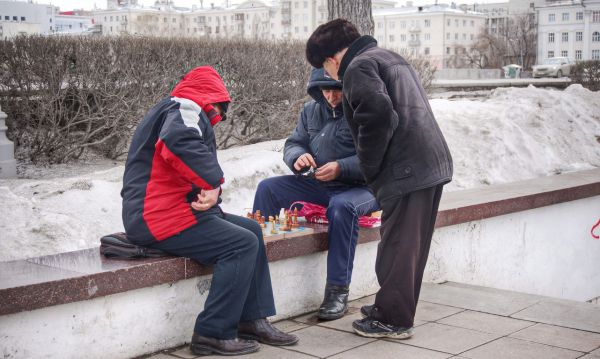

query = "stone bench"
[{"left": 1, "top": 168, "right": 599, "bottom": 359}]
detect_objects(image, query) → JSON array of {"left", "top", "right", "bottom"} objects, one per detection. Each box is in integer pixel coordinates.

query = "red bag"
[{"left": 290, "top": 201, "right": 381, "bottom": 228}]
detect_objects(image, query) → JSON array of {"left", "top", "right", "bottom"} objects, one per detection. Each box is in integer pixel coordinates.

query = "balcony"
[
  {"left": 409, "top": 26, "right": 421, "bottom": 33},
  {"left": 408, "top": 39, "right": 421, "bottom": 47}
]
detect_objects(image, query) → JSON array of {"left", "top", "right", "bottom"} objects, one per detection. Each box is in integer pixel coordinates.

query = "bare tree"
[{"left": 327, "top": 0, "right": 374, "bottom": 35}]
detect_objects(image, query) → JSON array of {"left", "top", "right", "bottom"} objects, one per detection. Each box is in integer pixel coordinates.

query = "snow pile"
[{"left": 0, "top": 85, "right": 598, "bottom": 261}]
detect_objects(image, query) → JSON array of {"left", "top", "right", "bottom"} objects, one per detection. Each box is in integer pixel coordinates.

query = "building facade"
[
  {"left": 0, "top": 0, "right": 56, "bottom": 37},
  {"left": 536, "top": 0, "right": 600, "bottom": 61},
  {"left": 373, "top": 4, "right": 486, "bottom": 68}
]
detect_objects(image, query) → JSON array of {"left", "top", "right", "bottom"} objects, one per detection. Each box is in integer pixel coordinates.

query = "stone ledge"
[{"left": 1, "top": 168, "right": 598, "bottom": 316}]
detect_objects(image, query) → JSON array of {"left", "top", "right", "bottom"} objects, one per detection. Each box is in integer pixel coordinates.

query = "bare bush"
[
  {"left": 571, "top": 60, "right": 600, "bottom": 91},
  {"left": 0, "top": 36, "right": 310, "bottom": 163}
]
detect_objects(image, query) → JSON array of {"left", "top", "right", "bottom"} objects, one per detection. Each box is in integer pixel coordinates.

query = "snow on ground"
[{"left": 0, "top": 84, "right": 598, "bottom": 262}]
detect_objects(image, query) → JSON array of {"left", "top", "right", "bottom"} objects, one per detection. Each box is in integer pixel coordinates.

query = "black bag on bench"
[{"left": 100, "top": 232, "right": 169, "bottom": 259}]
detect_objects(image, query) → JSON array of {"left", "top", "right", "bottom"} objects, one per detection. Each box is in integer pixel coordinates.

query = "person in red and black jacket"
[{"left": 121, "top": 66, "right": 298, "bottom": 356}]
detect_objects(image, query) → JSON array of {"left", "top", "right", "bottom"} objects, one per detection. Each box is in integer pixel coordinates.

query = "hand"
[
  {"left": 293, "top": 153, "right": 317, "bottom": 171},
  {"left": 191, "top": 187, "right": 220, "bottom": 211},
  {"left": 315, "top": 162, "right": 341, "bottom": 182}
]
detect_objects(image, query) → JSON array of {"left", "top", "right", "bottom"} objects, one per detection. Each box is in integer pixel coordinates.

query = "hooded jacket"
[
  {"left": 121, "top": 66, "right": 230, "bottom": 245},
  {"left": 339, "top": 36, "right": 453, "bottom": 204},
  {"left": 283, "top": 68, "right": 364, "bottom": 185}
]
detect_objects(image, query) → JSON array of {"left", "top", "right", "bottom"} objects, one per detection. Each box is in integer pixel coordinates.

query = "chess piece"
[
  {"left": 254, "top": 210, "right": 261, "bottom": 222},
  {"left": 270, "top": 221, "right": 278, "bottom": 235},
  {"left": 260, "top": 216, "right": 266, "bottom": 228}
]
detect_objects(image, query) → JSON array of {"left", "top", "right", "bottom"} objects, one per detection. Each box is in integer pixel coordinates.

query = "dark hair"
[{"left": 305, "top": 18, "right": 361, "bottom": 68}]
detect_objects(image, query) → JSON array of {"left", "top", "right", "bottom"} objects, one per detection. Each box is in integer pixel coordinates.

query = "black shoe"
[
  {"left": 360, "top": 304, "right": 374, "bottom": 318},
  {"left": 317, "top": 283, "right": 349, "bottom": 320},
  {"left": 190, "top": 333, "right": 260, "bottom": 356},
  {"left": 352, "top": 317, "right": 413, "bottom": 339},
  {"left": 238, "top": 318, "right": 299, "bottom": 346}
]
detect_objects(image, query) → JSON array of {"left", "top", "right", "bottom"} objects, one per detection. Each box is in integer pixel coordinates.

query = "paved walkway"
[{"left": 144, "top": 282, "right": 600, "bottom": 359}]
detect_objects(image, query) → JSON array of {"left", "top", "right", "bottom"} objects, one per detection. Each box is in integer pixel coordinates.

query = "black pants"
[
  {"left": 371, "top": 184, "right": 444, "bottom": 328},
  {"left": 150, "top": 212, "right": 276, "bottom": 339}
]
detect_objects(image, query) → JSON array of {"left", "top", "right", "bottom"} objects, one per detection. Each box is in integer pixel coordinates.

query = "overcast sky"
[{"left": 32, "top": 0, "right": 498, "bottom": 12}]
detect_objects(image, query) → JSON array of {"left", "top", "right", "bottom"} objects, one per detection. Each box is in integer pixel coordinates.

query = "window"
[
  {"left": 294, "top": 1, "right": 299, "bottom": 8},
  {"left": 303, "top": 26, "right": 308, "bottom": 32},
  {"left": 548, "top": 32, "right": 554, "bottom": 42},
  {"left": 562, "top": 32, "right": 568, "bottom": 42},
  {"left": 294, "top": 26, "right": 298, "bottom": 33},
  {"left": 549, "top": 13, "right": 555, "bottom": 22},
  {"left": 389, "top": 35, "right": 395, "bottom": 42},
  {"left": 455, "top": 19, "right": 459, "bottom": 27},
  {"left": 378, "top": 22, "right": 383, "bottom": 29},
  {"left": 20, "top": 16, "right": 25, "bottom": 21},
  {"left": 401, "top": 34, "right": 406, "bottom": 41},
  {"left": 576, "top": 12, "right": 583, "bottom": 20},
  {"left": 425, "top": 47, "right": 430, "bottom": 55},
  {"left": 576, "top": 31, "right": 582, "bottom": 41},
  {"left": 548, "top": 50, "right": 554, "bottom": 58},
  {"left": 593, "top": 11, "right": 600, "bottom": 22},
  {"left": 447, "top": 19, "right": 451, "bottom": 26},
  {"left": 164, "top": 17, "right": 167, "bottom": 23},
  {"left": 425, "top": 33, "right": 430, "bottom": 40},
  {"left": 463, "top": 20, "right": 466, "bottom": 26},
  {"left": 104, "top": 16, "right": 107, "bottom": 21},
  {"left": 446, "top": 47, "right": 451, "bottom": 54},
  {"left": 303, "top": 1, "right": 308, "bottom": 8},
  {"left": 471, "top": 20, "right": 474, "bottom": 27},
  {"left": 389, "top": 21, "right": 395, "bottom": 29},
  {"left": 425, "top": 19, "right": 431, "bottom": 27},
  {"left": 575, "top": 50, "right": 582, "bottom": 60},
  {"left": 446, "top": 32, "right": 450, "bottom": 40},
  {"left": 561, "top": 50, "right": 568, "bottom": 57},
  {"left": 593, "top": 49, "right": 600, "bottom": 59},
  {"left": 115, "top": 16, "right": 119, "bottom": 21},
  {"left": 110, "top": 16, "right": 113, "bottom": 21},
  {"left": 455, "top": 33, "right": 458, "bottom": 40},
  {"left": 562, "top": 12, "right": 569, "bottom": 21},
  {"left": 401, "top": 21, "right": 406, "bottom": 28},
  {"left": 462, "top": 33, "right": 466, "bottom": 40},
  {"left": 471, "top": 34, "right": 474, "bottom": 40},
  {"left": 594, "top": 31, "right": 600, "bottom": 41}
]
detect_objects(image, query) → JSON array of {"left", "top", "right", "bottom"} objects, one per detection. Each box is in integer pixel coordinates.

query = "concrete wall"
[
  {"left": 435, "top": 68, "right": 503, "bottom": 79},
  {"left": 424, "top": 195, "right": 600, "bottom": 302},
  {"left": 1, "top": 195, "right": 598, "bottom": 358}
]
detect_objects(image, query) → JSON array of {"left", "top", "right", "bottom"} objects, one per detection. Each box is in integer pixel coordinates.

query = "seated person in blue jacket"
[
  {"left": 253, "top": 68, "right": 379, "bottom": 320},
  {"left": 121, "top": 66, "right": 298, "bottom": 356}
]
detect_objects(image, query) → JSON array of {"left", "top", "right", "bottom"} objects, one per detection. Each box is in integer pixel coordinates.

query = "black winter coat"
[
  {"left": 339, "top": 36, "right": 453, "bottom": 203},
  {"left": 283, "top": 68, "right": 365, "bottom": 185}
]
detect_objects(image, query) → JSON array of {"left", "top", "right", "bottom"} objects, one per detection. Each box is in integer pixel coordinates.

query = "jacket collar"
[{"left": 338, "top": 35, "right": 378, "bottom": 80}]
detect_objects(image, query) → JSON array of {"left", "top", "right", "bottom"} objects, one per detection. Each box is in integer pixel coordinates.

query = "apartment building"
[
  {"left": 373, "top": 4, "right": 486, "bottom": 68},
  {"left": 536, "top": 0, "right": 600, "bottom": 61},
  {"left": 470, "top": 0, "right": 534, "bottom": 35},
  {"left": 0, "top": 0, "right": 56, "bottom": 36}
]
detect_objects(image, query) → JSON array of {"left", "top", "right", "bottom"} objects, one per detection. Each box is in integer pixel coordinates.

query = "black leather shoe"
[
  {"left": 190, "top": 332, "right": 259, "bottom": 356},
  {"left": 238, "top": 318, "right": 299, "bottom": 346},
  {"left": 317, "top": 283, "right": 349, "bottom": 320}
]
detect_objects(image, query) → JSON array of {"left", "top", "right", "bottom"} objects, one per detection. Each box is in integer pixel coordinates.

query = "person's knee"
[
  {"left": 239, "top": 230, "right": 260, "bottom": 255},
  {"left": 256, "top": 177, "right": 278, "bottom": 195},
  {"left": 327, "top": 198, "right": 356, "bottom": 219}
]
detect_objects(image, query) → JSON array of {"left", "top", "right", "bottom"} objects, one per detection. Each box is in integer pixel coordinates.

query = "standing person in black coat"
[
  {"left": 253, "top": 68, "right": 379, "bottom": 320},
  {"left": 305, "top": 19, "right": 453, "bottom": 339}
]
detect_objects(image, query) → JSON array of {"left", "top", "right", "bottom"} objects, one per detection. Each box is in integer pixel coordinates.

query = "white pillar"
[{"left": 0, "top": 105, "right": 17, "bottom": 179}]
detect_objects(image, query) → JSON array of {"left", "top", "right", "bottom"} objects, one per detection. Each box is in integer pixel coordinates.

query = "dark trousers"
[
  {"left": 150, "top": 213, "right": 276, "bottom": 339},
  {"left": 253, "top": 175, "right": 379, "bottom": 286},
  {"left": 371, "top": 184, "right": 444, "bottom": 328}
]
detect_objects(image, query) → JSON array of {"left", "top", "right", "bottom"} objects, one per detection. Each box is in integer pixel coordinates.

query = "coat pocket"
[{"left": 392, "top": 164, "right": 414, "bottom": 179}]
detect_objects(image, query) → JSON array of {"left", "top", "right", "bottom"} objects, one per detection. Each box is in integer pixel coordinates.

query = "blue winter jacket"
[{"left": 283, "top": 68, "right": 364, "bottom": 186}]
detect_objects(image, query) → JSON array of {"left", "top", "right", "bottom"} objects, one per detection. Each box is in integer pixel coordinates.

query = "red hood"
[{"left": 171, "top": 66, "right": 231, "bottom": 126}]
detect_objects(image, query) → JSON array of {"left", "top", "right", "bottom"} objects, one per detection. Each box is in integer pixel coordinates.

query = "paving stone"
[
  {"left": 347, "top": 294, "right": 376, "bottom": 308},
  {"left": 511, "top": 300, "right": 600, "bottom": 333},
  {"left": 288, "top": 324, "right": 375, "bottom": 357},
  {"left": 328, "top": 340, "right": 452, "bottom": 359},
  {"left": 438, "top": 310, "right": 535, "bottom": 335},
  {"left": 579, "top": 346, "right": 600, "bottom": 359},
  {"left": 415, "top": 301, "right": 464, "bottom": 322},
  {"left": 146, "top": 354, "right": 177, "bottom": 359},
  {"left": 509, "top": 323, "right": 600, "bottom": 352},
  {"left": 397, "top": 323, "right": 500, "bottom": 355},
  {"left": 317, "top": 308, "right": 362, "bottom": 333},
  {"left": 293, "top": 311, "right": 321, "bottom": 325},
  {"left": 461, "top": 337, "right": 583, "bottom": 359},
  {"left": 419, "top": 282, "right": 541, "bottom": 316},
  {"left": 170, "top": 346, "right": 199, "bottom": 359},
  {"left": 274, "top": 320, "right": 310, "bottom": 333},
  {"left": 185, "top": 344, "right": 315, "bottom": 359}
]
